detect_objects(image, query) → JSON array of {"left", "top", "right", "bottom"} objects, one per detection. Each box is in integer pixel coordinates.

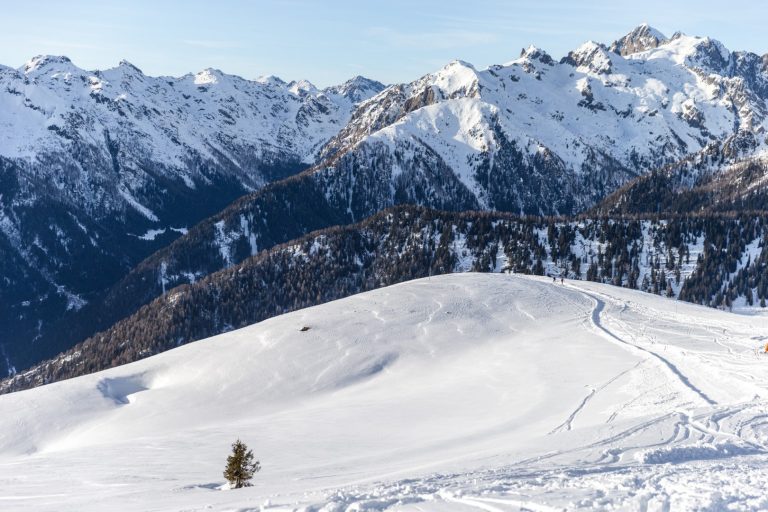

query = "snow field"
[{"left": 0, "top": 273, "right": 767, "bottom": 510}]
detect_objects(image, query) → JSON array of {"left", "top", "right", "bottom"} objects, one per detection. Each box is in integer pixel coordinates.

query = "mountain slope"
[
  {"left": 595, "top": 154, "right": 768, "bottom": 215},
  {"left": 0, "top": 274, "right": 767, "bottom": 511},
  {"left": 7, "top": 206, "right": 767, "bottom": 393},
  {"left": 30, "top": 20, "right": 768, "bottom": 372},
  {"left": 0, "top": 58, "right": 384, "bottom": 374}
]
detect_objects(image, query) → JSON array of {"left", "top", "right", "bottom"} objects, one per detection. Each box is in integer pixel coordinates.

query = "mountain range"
[{"left": 2, "top": 24, "right": 768, "bottom": 382}]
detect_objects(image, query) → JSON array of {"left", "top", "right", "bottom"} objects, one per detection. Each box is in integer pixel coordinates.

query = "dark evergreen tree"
[{"left": 223, "top": 439, "right": 260, "bottom": 489}]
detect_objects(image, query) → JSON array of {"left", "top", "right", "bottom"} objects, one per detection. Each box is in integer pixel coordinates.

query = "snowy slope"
[
  {"left": 1, "top": 273, "right": 767, "bottom": 511},
  {"left": 5, "top": 208, "right": 766, "bottom": 395}
]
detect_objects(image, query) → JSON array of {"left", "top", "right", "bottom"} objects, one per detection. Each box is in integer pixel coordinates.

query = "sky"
[{"left": 1, "top": 0, "right": 767, "bottom": 87}]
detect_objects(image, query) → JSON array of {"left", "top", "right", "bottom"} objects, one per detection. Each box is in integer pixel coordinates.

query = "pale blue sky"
[{"left": 1, "top": 0, "right": 766, "bottom": 87}]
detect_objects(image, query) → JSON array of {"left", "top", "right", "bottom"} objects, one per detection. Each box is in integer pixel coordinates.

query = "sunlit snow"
[{"left": 1, "top": 274, "right": 767, "bottom": 511}]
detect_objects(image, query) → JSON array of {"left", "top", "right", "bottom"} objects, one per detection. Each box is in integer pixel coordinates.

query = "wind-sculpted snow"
[
  {"left": 636, "top": 441, "right": 763, "bottom": 464},
  {"left": 0, "top": 274, "right": 767, "bottom": 510}
]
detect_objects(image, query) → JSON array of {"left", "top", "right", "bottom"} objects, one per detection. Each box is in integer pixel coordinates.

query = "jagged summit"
[
  {"left": 610, "top": 23, "right": 668, "bottom": 56},
  {"left": 116, "top": 60, "right": 143, "bottom": 74},
  {"left": 517, "top": 45, "right": 554, "bottom": 65},
  {"left": 630, "top": 32, "right": 731, "bottom": 72},
  {"left": 344, "top": 74, "right": 384, "bottom": 86},
  {"left": 325, "top": 75, "right": 387, "bottom": 103},
  {"left": 562, "top": 40, "right": 614, "bottom": 74},
  {"left": 287, "top": 78, "right": 318, "bottom": 96}
]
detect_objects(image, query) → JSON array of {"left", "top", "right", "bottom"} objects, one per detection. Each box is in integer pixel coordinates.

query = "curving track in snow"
[{"left": 575, "top": 286, "right": 717, "bottom": 406}]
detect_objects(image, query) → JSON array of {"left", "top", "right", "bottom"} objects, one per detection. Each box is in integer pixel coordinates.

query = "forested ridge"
[{"left": 4, "top": 206, "right": 766, "bottom": 393}]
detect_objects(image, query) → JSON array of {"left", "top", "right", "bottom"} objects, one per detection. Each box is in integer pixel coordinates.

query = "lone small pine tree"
[{"left": 223, "top": 439, "right": 260, "bottom": 489}]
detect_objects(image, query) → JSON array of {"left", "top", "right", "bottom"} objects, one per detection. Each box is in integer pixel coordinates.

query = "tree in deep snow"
[{"left": 223, "top": 439, "right": 261, "bottom": 488}]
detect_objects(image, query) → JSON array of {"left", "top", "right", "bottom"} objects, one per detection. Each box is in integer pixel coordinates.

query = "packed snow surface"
[{"left": 1, "top": 274, "right": 768, "bottom": 511}]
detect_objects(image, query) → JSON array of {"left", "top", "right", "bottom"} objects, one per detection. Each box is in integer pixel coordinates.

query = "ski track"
[{"left": 571, "top": 285, "right": 717, "bottom": 406}]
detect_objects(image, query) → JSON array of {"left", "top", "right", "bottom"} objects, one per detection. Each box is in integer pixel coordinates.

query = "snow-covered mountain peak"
[
  {"left": 254, "top": 74, "right": 286, "bottom": 87},
  {"left": 563, "top": 40, "right": 615, "bottom": 74},
  {"left": 516, "top": 45, "right": 554, "bottom": 65},
  {"left": 288, "top": 78, "right": 319, "bottom": 96},
  {"left": 610, "top": 23, "right": 668, "bottom": 56},
  {"left": 22, "top": 54, "right": 74, "bottom": 74},
  {"left": 325, "top": 75, "right": 387, "bottom": 103},
  {"left": 637, "top": 22, "right": 666, "bottom": 39},
  {"left": 314, "top": 24, "right": 768, "bottom": 216},
  {"left": 636, "top": 32, "right": 731, "bottom": 72},
  {"left": 0, "top": 54, "right": 386, "bottom": 223},
  {"left": 431, "top": 59, "right": 480, "bottom": 96},
  {"left": 686, "top": 36, "right": 731, "bottom": 72},
  {"left": 116, "top": 59, "right": 144, "bottom": 74},
  {"left": 509, "top": 45, "right": 556, "bottom": 79},
  {"left": 193, "top": 68, "right": 224, "bottom": 85},
  {"left": 436, "top": 59, "right": 478, "bottom": 77}
]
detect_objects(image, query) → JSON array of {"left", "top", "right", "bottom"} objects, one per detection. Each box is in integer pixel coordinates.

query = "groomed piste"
[{"left": 1, "top": 273, "right": 767, "bottom": 511}]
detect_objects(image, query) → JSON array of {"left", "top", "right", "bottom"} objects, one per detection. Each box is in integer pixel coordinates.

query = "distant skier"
[
  {"left": 560, "top": 276, "right": 564, "bottom": 285},
  {"left": 552, "top": 276, "right": 556, "bottom": 283}
]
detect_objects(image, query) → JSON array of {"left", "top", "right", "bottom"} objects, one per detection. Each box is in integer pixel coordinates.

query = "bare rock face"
[{"left": 610, "top": 23, "right": 668, "bottom": 56}]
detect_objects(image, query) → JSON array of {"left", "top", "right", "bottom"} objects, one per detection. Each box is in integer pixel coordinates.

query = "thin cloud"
[
  {"left": 366, "top": 27, "right": 498, "bottom": 50},
  {"left": 32, "top": 39, "right": 100, "bottom": 50},
  {"left": 182, "top": 40, "right": 242, "bottom": 49}
]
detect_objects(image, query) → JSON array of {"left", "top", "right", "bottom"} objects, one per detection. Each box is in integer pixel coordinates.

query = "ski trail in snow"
[
  {"left": 573, "top": 286, "right": 716, "bottom": 406},
  {"left": 549, "top": 388, "right": 596, "bottom": 434},
  {"left": 550, "top": 359, "right": 645, "bottom": 434}
]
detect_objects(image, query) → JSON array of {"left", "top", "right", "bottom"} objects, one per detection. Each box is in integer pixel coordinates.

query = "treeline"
[
  {"left": 595, "top": 152, "right": 768, "bottom": 216},
  {"left": 4, "top": 206, "right": 766, "bottom": 393}
]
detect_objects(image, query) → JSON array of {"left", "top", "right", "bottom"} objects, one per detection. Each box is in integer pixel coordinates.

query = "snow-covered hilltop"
[
  {"left": 1, "top": 274, "right": 767, "bottom": 511},
  {"left": 8, "top": 207, "right": 765, "bottom": 394}
]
